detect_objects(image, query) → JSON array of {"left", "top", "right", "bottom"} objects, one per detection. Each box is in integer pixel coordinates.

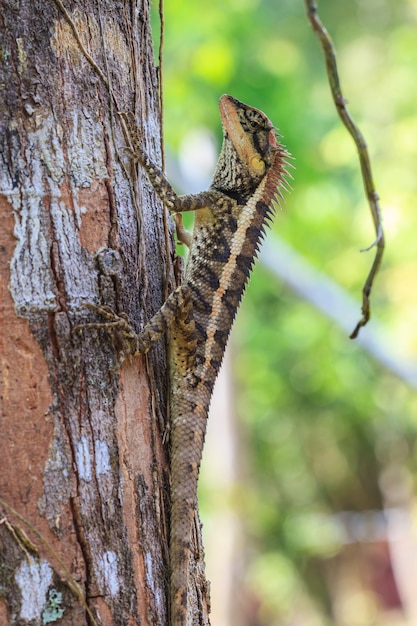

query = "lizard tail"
[
  {"left": 167, "top": 284, "right": 209, "bottom": 625},
  {"left": 169, "top": 397, "right": 209, "bottom": 625}
]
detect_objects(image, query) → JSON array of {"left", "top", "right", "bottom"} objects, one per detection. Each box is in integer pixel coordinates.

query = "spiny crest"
[
  {"left": 262, "top": 141, "right": 293, "bottom": 211},
  {"left": 243, "top": 143, "right": 293, "bottom": 283}
]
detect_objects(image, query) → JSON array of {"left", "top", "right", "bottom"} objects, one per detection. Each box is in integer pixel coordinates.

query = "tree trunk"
[{"left": 0, "top": 1, "right": 208, "bottom": 624}]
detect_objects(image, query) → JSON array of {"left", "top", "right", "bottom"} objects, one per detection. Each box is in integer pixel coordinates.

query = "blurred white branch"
[{"left": 260, "top": 235, "right": 417, "bottom": 390}]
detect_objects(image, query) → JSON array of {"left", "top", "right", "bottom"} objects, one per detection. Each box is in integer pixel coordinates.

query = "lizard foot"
[{"left": 73, "top": 304, "right": 141, "bottom": 362}]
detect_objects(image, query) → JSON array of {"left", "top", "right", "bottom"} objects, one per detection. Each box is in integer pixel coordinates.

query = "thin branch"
[
  {"left": 157, "top": 0, "right": 174, "bottom": 302},
  {"left": 0, "top": 497, "right": 99, "bottom": 626},
  {"left": 52, "top": 0, "right": 109, "bottom": 88},
  {"left": 158, "top": 0, "right": 165, "bottom": 173},
  {"left": 304, "top": 0, "right": 385, "bottom": 339},
  {"left": 156, "top": 0, "right": 188, "bottom": 258}
]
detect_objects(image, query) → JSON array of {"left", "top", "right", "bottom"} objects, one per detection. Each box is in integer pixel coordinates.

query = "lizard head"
[
  {"left": 212, "top": 95, "right": 280, "bottom": 200},
  {"left": 219, "top": 95, "right": 277, "bottom": 174}
]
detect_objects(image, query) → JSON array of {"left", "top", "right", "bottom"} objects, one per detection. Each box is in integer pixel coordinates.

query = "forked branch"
[{"left": 304, "top": 0, "right": 385, "bottom": 339}]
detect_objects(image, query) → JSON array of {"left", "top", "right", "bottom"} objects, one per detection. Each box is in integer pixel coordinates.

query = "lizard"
[{"left": 84, "top": 94, "right": 291, "bottom": 625}]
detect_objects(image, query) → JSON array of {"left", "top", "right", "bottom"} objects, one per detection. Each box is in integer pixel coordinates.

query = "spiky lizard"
[{"left": 87, "top": 95, "right": 290, "bottom": 625}]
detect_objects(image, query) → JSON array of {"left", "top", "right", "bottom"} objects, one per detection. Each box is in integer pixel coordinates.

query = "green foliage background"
[{"left": 152, "top": 0, "right": 417, "bottom": 622}]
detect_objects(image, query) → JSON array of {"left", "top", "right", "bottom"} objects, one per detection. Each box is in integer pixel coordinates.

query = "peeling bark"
[{"left": 0, "top": 1, "right": 208, "bottom": 624}]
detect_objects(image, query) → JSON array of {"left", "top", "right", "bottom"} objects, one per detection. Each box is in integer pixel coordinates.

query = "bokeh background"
[{"left": 151, "top": 0, "right": 417, "bottom": 624}]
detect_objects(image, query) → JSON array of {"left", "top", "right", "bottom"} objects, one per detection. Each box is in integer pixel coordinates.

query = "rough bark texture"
[{"left": 0, "top": 1, "right": 207, "bottom": 624}]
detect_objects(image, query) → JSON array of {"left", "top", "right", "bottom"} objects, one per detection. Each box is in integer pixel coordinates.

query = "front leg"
[
  {"left": 136, "top": 148, "right": 228, "bottom": 214},
  {"left": 121, "top": 114, "right": 230, "bottom": 214}
]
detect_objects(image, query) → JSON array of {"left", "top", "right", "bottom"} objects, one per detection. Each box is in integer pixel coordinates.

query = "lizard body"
[{"left": 89, "top": 95, "right": 290, "bottom": 625}]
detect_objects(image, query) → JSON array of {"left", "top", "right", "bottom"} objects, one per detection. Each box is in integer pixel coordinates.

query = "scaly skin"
[{"left": 90, "top": 95, "right": 290, "bottom": 625}]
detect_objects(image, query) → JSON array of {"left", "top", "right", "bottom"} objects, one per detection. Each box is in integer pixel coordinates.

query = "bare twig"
[{"left": 304, "top": 0, "right": 385, "bottom": 339}]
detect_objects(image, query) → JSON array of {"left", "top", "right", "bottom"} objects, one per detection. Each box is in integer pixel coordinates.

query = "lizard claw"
[{"left": 73, "top": 303, "right": 140, "bottom": 359}]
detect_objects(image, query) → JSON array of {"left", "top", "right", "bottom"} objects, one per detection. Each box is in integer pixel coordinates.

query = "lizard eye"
[{"left": 239, "top": 108, "right": 263, "bottom": 132}]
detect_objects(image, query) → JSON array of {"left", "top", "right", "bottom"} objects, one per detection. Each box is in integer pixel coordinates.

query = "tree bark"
[{"left": 0, "top": 1, "right": 208, "bottom": 624}]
